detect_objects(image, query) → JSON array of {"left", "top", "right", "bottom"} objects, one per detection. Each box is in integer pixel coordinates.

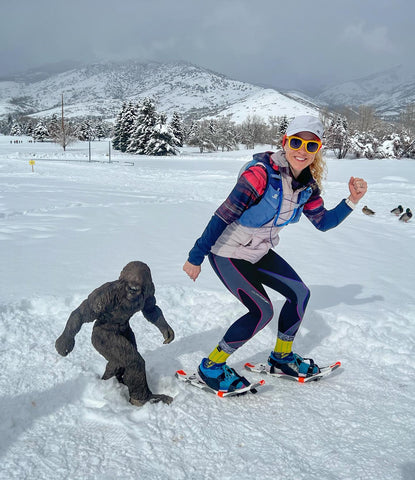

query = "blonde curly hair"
[{"left": 309, "top": 149, "right": 327, "bottom": 191}]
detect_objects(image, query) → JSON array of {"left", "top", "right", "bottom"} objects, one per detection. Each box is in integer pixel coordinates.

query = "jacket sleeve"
[
  {"left": 187, "top": 166, "right": 267, "bottom": 265},
  {"left": 188, "top": 214, "right": 228, "bottom": 265},
  {"left": 303, "top": 190, "right": 353, "bottom": 231}
]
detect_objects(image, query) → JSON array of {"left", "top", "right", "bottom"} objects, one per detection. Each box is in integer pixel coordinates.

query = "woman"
[{"left": 183, "top": 115, "right": 367, "bottom": 393}]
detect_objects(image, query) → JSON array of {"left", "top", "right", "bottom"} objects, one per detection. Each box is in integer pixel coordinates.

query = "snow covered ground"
[{"left": 0, "top": 136, "right": 414, "bottom": 480}]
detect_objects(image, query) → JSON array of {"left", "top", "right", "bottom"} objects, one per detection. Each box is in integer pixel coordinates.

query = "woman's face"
[{"left": 283, "top": 131, "right": 320, "bottom": 178}]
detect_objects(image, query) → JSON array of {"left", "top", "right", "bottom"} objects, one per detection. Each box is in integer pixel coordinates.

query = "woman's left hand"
[{"left": 348, "top": 177, "right": 367, "bottom": 203}]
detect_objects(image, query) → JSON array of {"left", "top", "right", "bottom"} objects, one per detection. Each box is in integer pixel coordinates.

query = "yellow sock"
[
  {"left": 274, "top": 337, "right": 293, "bottom": 359},
  {"left": 207, "top": 345, "right": 230, "bottom": 365}
]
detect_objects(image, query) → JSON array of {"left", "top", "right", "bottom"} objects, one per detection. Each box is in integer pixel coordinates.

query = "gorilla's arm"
[
  {"left": 55, "top": 299, "right": 96, "bottom": 356},
  {"left": 142, "top": 296, "right": 175, "bottom": 344}
]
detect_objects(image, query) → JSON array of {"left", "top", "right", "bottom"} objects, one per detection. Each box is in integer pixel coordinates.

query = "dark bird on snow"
[
  {"left": 390, "top": 205, "right": 403, "bottom": 215},
  {"left": 362, "top": 206, "right": 375, "bottom": 216},
  {"left": 399, "top": 208, "right": 412, "bottom": 222}
]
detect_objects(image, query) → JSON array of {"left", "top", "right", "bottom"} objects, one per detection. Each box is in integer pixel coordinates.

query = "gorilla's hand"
[
  {"left": 153, "top": 315, "right": 175, "bottom": 344},
  {"left": 161, "top": 323, "right": 175, "bottom": 344},
  {"left": 55, "top": 334, "right": 75, "bottom": 356},
  {"left": 149, "top": 393, "right": 173, "bottom": 405}
]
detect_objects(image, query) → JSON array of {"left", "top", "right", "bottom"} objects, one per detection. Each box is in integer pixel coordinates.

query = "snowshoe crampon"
[
  {"left": 175, "top": 370, "right": 265, "bottom": 397},
  {"left": 244, "top": 361, "right": 341, "bottom": 383}
]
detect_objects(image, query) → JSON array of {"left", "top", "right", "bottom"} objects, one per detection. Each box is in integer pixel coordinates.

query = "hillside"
[
  {"left": 2, "top": 60, "right": 412, "bottom": 123},
  {"left": 214, "top": 88, "right": 318, "bottom": 123},
  {"left": 0, "top": 60, "right": 317, "bottom": 122},
  {"left": 317, "top": 65, "right": 415, "bottom": 118}
]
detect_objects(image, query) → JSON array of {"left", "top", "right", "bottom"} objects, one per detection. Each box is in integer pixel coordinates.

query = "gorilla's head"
[{"left": 119, "top": 261, "right": 155, "bottom": 302}]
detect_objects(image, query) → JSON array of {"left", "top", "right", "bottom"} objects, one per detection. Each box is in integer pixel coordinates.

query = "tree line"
[
  {"left": 112, "top": 99, "right": 415, "bottom": 158},
  {"left": 1, "top": 99, "right": 414, "bottom": 159},
  {"left": 112, "top": 98, "right": 291, "bottom": 154},
  {"left": 322, "top": 104, "right": 415, "bottom": 159},
  {"left": 0, "top": 114, "right": 112, "bottom": 150}
]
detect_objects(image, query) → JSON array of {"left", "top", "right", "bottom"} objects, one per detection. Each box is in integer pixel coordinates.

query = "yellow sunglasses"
[{"left": 285, "top": 135, "right": 322, "bottom": 154}]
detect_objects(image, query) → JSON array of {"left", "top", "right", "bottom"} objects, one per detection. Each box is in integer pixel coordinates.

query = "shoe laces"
[
  {"left": 292, "top": 353, "right": 304, "bottom": 365},
  {"left": 222, "top": 364, "right": 239, "bottom": 379}
]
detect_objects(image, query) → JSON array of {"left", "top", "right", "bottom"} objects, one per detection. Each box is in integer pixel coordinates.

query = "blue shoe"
[
  {"left": 198, "top": 358, "right": 250, "bottom": 392},
  {"left": 268, "top": 351, "right": 320, "bottom": 378}
]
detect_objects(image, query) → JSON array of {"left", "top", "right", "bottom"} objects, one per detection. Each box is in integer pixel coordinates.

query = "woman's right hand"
[{"left": 183, "top": 261, "right": 201, "bottom": 282}]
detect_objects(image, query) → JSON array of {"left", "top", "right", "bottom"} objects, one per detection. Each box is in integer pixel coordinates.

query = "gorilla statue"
[{"left": 55, "top": 261, "right": 174, "bottom": 406}]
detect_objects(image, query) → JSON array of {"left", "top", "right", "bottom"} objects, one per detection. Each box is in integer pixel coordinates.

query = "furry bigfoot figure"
[{"left": 55, "top": 261, "right": 175, "bottom": 406}]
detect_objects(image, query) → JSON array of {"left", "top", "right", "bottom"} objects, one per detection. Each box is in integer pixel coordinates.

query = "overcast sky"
[{"left": 1, "top": 0, "right": 414, "bottom": 93}]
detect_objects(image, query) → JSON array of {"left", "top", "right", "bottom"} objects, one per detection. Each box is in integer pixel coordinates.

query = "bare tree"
[
  {"left": 239, "top": 115, "right": 268, "bottom": 149},
  {"left": 215, "top": 116, "right": 238, "bottom": 151},
  {"left": 49, "top": 95, "right": 77, "bottom": 150},
  {"left": 50, "top": 121, "right": 77, "bottom": 150},
  {"left": 355, "top": 105, "right": 377, "bottom": 133},
  {"left": 399, "top": 103, "right": 415, "bottom": 134}
]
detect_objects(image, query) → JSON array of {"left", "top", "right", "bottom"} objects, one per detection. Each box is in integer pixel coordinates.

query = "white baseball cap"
[{"left": 286, "top": 115, "right": 324, "bottom": 140}]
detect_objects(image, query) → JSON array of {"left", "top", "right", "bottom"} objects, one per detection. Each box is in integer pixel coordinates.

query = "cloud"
[
  {"left": 0, "top": 0, "right": 414, "bottom": 93},
  {"left": 341, "top": 22, "right": 395, "bottom": 54}
]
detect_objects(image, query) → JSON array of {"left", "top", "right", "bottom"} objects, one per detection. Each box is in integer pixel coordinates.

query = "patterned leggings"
[{"left": 208, "top": 250, "right": 310, "bottom": 354}]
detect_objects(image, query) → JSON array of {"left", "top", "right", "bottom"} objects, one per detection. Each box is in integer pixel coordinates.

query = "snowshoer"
[{"left": 183, "top": 115, "right": 368, "bottom": 393}]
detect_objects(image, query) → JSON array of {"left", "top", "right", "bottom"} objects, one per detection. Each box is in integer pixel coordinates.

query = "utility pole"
[{"left": 61, "top": 93, "right": 66, "bottom": 151}]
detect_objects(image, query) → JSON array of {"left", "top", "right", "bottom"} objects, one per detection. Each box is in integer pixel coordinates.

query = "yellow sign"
[{"left": 29, "top": 160, "right": 35, "bottom": 165}]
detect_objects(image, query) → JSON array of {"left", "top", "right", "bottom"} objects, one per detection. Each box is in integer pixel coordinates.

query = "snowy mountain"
[
  {"left": 316, "top": 65, "right": 415, "bottom": 118},
  {"left": 2, "top": 60, "right": 413, "bottom": 124},
  {"left": 213, "top": 88, "right": 318, "bottom": 123},
  {"left": 0, "top": 60, "right": 318, "bottom": 123}
]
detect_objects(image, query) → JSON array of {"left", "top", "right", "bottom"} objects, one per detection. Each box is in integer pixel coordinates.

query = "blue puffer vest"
[{"left": 238, "top": 152, "right": 313, "bottom": 228}]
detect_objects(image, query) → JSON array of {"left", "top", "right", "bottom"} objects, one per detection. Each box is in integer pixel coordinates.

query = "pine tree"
[
  {"left": 94, "top": 120, "right": 106, "bottom": 141},
  {"left": 77, "top": 119, "right": 95, "bottom": 141},
  {"left": 170, "top": 111, "right": 184, "bottom": 147},
  {"left": 33, "top": 121, "right": 49, "bottom": 142},
  {"left": 112, "top": 103, "right": 127, "bottom": 151},
  {"left": 325, "top": 115, "right": 351, "bottom": 159},
  {"left": 145, "top": 114, "right": 179, "bottom": 156},
  {"left": 278, "top": 115, "right": 289, "bottom": 136},
  {"left": 24, "top": 120, "right": 34, "bottom": 137},
  {"left": 10, "top": 121, "right": 22, "bottom": 136},
  {"left": 112, "top": 102, "right": 138, "bottom": 152},
  {"left": 119, "top": 102, "right": 138, "bottom": 152},
  {"left": 128, "top": 98, "right": 157, "bottom": 154}
]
